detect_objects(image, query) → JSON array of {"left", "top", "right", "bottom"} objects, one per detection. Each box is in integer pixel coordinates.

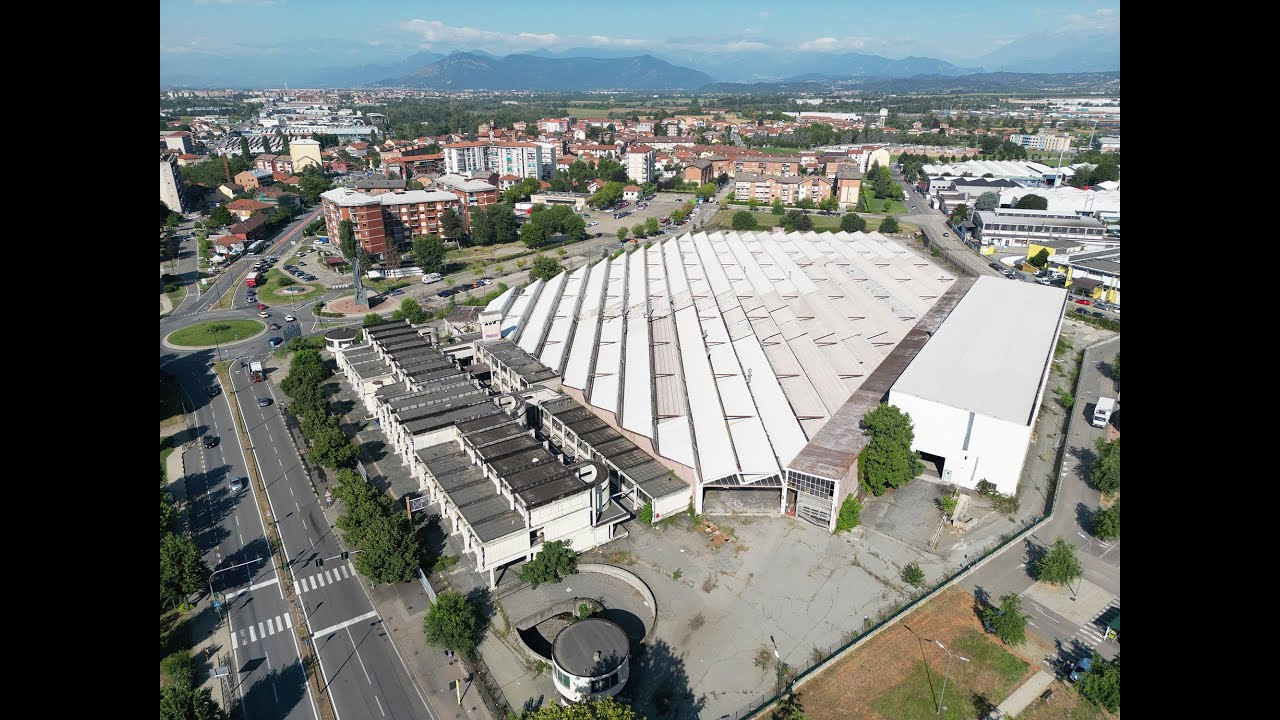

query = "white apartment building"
[
  {"left": 624, "top": 145, "right": 656, "bottom": 184},
  {"left": 160, "top": 152, "right": 186, "bottom": 213},
  {"left": 1008, "top": 134, "right": 1072, "bottom": 152},
  {"left": 443, "top": 141, "right": 547, "bottom": 179}
]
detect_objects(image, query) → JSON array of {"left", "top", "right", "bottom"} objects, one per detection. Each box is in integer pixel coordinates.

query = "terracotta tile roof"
[{"left": 227, "top": 199, "right": 273, "bottom": 211}]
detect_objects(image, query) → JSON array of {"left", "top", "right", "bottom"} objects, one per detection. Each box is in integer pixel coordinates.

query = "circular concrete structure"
[
  {"left": 551, "top": 617, "right": 630, "bottom": 702},
  {"left": 326, "top": 294, "right": 387, "bottom": 315},
  {"left": 278, "top": 285, "right": 310, "bottom": 296},
  {"left": 325, "top": 326, "right": 361, "bottom": 352}
]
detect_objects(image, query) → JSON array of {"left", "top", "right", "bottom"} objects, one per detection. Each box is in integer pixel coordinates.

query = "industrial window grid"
[{"left": 787, "top": 470, "right": 835, "bottom": 499}]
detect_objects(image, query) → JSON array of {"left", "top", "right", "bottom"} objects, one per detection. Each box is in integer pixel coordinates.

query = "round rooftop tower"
[{"left": 550, "top": 617, "right": 630, "bottom": 702}]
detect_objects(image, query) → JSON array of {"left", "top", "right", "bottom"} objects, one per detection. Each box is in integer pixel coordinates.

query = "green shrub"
[
  {"left": 163, "top": 283, "right": 179, "bottom": 294},
  {"left": 638, "top": 502, "right": 653, "bottom": 524},
  {"left": 835, "top": 494, "right": 862, "bottom": 532}
]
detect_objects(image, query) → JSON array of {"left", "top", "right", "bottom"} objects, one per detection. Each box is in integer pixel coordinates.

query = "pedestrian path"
[
  {"left": 1068, "top": 600, "right": 1119, "bottom": 655},
  {"left": 293, "top": 561, "right": 357, "bottom": 594},
  {"left": 231, "top": 613, "right": 293, "bottom": 649}
]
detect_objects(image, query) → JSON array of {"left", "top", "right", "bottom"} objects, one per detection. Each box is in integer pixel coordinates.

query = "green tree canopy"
[
  {"left": 1090, "top": 438, "right": 1120, "bottom": 493},
  {"left": 1028, "top": 248, "right": 1051, "bottom": 268},
  {"left": 771, "top": 198, "right": 785, "bottom": 215},
  {"left": 1014, "top": 195, "right": 1049, "bottom": 210},
  {"left": 207, "top": 204, "right": 234, "bottom": 228},
  {"left": 983, "top": 593, "right": 1029, "bottom": 646},
  {"left": 338, "top": 219, "right": 361, "bottom": 262},
  {"left": 393, "top": 298, "right": 428, "bottom": 324},
  {"left": 353, "top": 511, "right": 423, "bottom": 584},
  {"left": 160, "top": 532, "right": 207, "bottom": 610},
  {"left": 363, "top": 312, "right": 388, "bottom": 327},
  {"left": 471, "top": 203, "right": 517, "bottom": 246},
  {"left": 1093, "top": 500, "right": 1120, "bottom": 541},
  {"left": 781, "top": 209, "right": 812, "bottom": 232},
  {"left": 696, "top": 183, "right": 717, "bottom": 200},
  {"left": 440, "top": 208, "right": 465, "bottom": 241},
  {"left": 617, "top": 226, "right": 629, "bottom": 242},
  {"left": 422, "top": 590, "right": 484, "bottom": 656},
  {"left": 974, "top": 191, "right": 1000, "bottom": 211},
  {"left": 298, "top": 173, "right": 332, "bottom": 205},
  {"left": 513, "top": 696, "right": 637, "bottom": 720},
  {"left": 1076, "top": 653, "right": 1120, "bottom": 713},
  {"left": 413, "top": 234, "right": 445, "bottom": 273},
  {"left": 644, "top": 217, "right": 660, "bottom": 235},
  {"left": 949, "top": 203, "right": 970, "bottom": 223},
  {"left": 520, "top": 220, "right": 547, "bottom": 247},
  {"left": 731, "top": 211, "right": 758, "bottom": 231},
  {"left": 1036, "top": 536, "right": 1082, "bottom": 587},
  {"left": 841, "top": 213, "right": 867, "bottom": 233},
  {"left": 529, "top": 255, "right": 565, "bottom": 282},
  {"left": 518, "top": 540, "right": 577, "bottom": 588},
  {"left": 834, "top": 494, "right": 862, "bottom": 532},
  {"left": 818, "top": 195, "right": 840, "bottom": 212},
  {"left": 859, "top": 403, "right": 923, "bottom": 495},
  {"left": 879, "top": 216, "right": 900, "bottom": 233}
]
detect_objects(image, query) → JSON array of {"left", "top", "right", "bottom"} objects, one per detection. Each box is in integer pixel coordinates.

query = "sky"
[{"left": 160, "top": 0, "right": 1119, "bottom": 83}]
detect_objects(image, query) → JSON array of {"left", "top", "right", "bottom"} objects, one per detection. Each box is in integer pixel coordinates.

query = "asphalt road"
[{"left": 231, "top": 366, "right": 434, "bottom": 720}]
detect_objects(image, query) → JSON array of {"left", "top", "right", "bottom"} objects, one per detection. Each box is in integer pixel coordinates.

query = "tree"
[
  {"left": 1111, "top": 352, "right": 1120, "bottom": 383},
  {"left": 983, "top": 593, "right": 1029, "bottom": 646},
  {"left": 520, "top": 220, "right": 547, "bottom": 248},
  {"left": 671, "top": 208, "right": 688, "bottom": 223},
  {"left": 516, "top": 696, "right": 637, "bottom": 720},
  {"left": 1093, "top": 500, "right": 1120, "bottom": 541},
  {"left": 841, "top": 213, "right": 867, "bottom": 233},
  {"left": 309, "top": 425, "right": 361, "bottom": 469},
  {"left": 160, "top": 532, "right": 207, "bottom": 610},
  {"left": 519, "top": 539, "right": 577, "bottom": 588},
  {"left": 413, "top": 234, "right": 445, "bottom": 274},
  {"left": 832, "top": 494, "right": 862, "bottom": 532},
  {"left": 1014, "top": 195, "right": 1049, "bottom": 210},
  {"left": 818, "top": 195, "right": 840, "bottom": 212},
  {"left": 717, "top": 172, "right": 730, "bottom": 186},
  {"left": 1036, "top": 536, "right": 1082, "bottom": 587},
  {"left": 239, "top": 135, "right": 252, "bottom": 159},
  {"left": 1090, "top": 160, "right": 1119, "bottom": 183},
  {"left": 949, "top": 203, "right": 970, "bottom": 224},
  {"left": 440, "top": 208, "right": 465, "bottom": 243},
  {"left": 1028, "top": 248, "right": 1050, "bottom": 269},
  {"left": 617, "top": 226, "right": 629, "bottom": 242},
  {"left": 363, "top": 313, "right": 387, "bottom": 327},
  {"left": 645, "top": 217, "right": 660, "bottom": 236},
  {"left": 338, "top": 219, "right": 362, "bottom": 264},
  {"left": 422, "top": 590, "right": 483, "bottom": 656},
  {"left": 160, "top": 684, "right": 225, "bottom": 720},
  {"left": 879, "top": 216, "right": 900, "bottom": 233},
  {"left": 771, "top": 198, "right": 785, "bottom": 215},
  {"left": 471, "top": 203, "right": 517, "bottom": 246},
  {"left": 207, "top": 204, "right": 233, "bottom": 228},
  {"left": 973, "top": 191, "right": 999, "bottom": 211},
  {"left": 781, "top": 209, "right": 811, "bottom": 232},
  {"left": 696, "top": 182, "right": 717, "bottom": 200},
  {"left": 396, "top": 298, "right": 428, "bottom": 324},
  {"left": 1076, "top": 653, "right": 1120, "bottom": 713},
  {"left": 1090, "top": 438, "right": 1120, "bottom": 493},
  {"left": 731, "top": 211, "right": 758, "bottom": 231},
  {"left": 632, "top": 222, "right": 645, "bottom": 238},
  {"left": 354, "top": 511, "right": 423, "bottom": 584},
  {"left": 529, "top": 255, "right": 564, "bottom": 282},
  {"left": 298, "top": 173, "right": 332, "bottom": 205},
  {"left": 859, "top": 403, "right": 924, "bottom": 496},
  {"left": 901, "top": 562, "right": 925, "bottom": 587},
  {"left": 382, "top": 240, "right": 402, "bottom": 272}
]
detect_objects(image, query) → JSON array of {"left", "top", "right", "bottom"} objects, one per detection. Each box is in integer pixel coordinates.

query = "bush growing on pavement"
[
  {"left": 901, "top": 562, "right": 925, "bottom": 587},
  {"left": 859, "top": 403, "right": 924, "bottom": 496},
  {"left": 423, "top": 590, "right": 484, "bottom": 657},
  {"left": 519, "top": 540, "right": 578, "bottom": 588},
  {"left": 834, "top": 494, "right": 862, "bottom": 532}
]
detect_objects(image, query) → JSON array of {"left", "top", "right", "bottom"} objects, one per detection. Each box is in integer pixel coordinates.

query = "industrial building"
[{"left": 889, "top": 277, "right": 1067, "bottom": 495}]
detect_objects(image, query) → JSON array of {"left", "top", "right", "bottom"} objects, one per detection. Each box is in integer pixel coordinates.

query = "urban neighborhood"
[{"left": 160, "top": 3, "right": 1120, "bottom": 720}]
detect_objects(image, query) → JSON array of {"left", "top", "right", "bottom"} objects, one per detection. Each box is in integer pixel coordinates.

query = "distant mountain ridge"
[
  {"left": 373, "top": 51, "right": 713, "bottom": 90},
  {"left": 701, "top": 71, "right": 1120, "bottom": 95}
]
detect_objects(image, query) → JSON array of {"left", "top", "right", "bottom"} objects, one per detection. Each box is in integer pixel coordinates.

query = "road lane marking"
[
  {"left": 249, "top": 578, "right": 279, "bottom": 592},
  {"left": 284, "top": 613, "right": 292, "bottom": 629},
  {"left": 232, "top": 631, "right": 239, "bottom": 649},
  {"left": 346, "top": 626, "right": 373, "bottom": 684},
  {"left": 259, "top": 621, "right": 266, "bottom": 638},
  {"left": 276, "top": 616, "right": 285, "bottom": 633},
  {"left": 315, "top": 572, "right": 326, "bottom": 587},
  {"left": 249, "top": 625, "right": 257, "bottom": 642},
  {"left": 375, "top": 695, "right": 385, "bottom": 717},
  {"left": 310, "top": 610, "right": 379, "bottom": 639},
  {"left": 340, "top": 564, "right": 350, "bottom": 579},
  {"left": 324, "top": 570, "right": 335, "bottom": 584},
  {"left": 266, "top": 619, "right": 276, "bottom": 636}
]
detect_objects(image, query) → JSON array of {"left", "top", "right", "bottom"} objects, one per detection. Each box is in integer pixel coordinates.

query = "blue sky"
[{"left": 160, "top": 0, "right": 1119, "bottom": 69}]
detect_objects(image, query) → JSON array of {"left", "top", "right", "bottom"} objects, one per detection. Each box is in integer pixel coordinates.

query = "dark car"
[
  {"left": 989, "top": 262, "right": 1002, "bottom": 270},
  {"left": 203, "top": 436, "right": 218, "bottom": 448},
  {"left": 206, "top": 385, "right": 220, "bottom": 397},
  {"left": 1074, "top": 307, "right": 1089, "bottom": 315},
  {"left": 268, "top": 337, "right": 283, "bottom": 347}
]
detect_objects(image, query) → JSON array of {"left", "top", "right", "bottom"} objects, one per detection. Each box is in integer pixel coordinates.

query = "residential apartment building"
[
  {"left": 683, "top": 159, "right": 713, "bottom": 185},
  {"left": 443, "top": 141, "right": 547, "bottom": 179},
  {"left": 834, "top": 165, "right": 862, "bottom": 206},
  {"left": 290, "top": 138, "right": 322, "bottom": 171},
  {"left": 1095, "top": 136, "right": 1121, "bottom": 152},
  {"left": 234, "top": 169, "right": 273, "bottom": 190},
  {"left": 432, "top": 174, "right": 500, "bottom": 218},
  {"left": 733, "top": 173, "right": 832, "bottom": 204},
  {"left": 731, "top": 155, "right": 802, "bottom": 178},
  {"left": 624, "top": 145, "right": 656, "bottom": 184},
  {"left": 226, "top": 198, "right": 274, "bottom": 221},
  {"left": 538, "top": 117, "right": 571, "bottom": 134},
  {"left": 1008, "top": 133, "right": 1072, "bottom": 152},
  {"left": 321, "top": 187, "right": 471, "bottom": 256},
  {"left": 161, "top": 131, "right": 194, "bottom": 154},
  {"left": 160, "top": 152, "right": 186, "bottom": 214},
  {"left": 972, "top": 208, "right": 1107, "bottom": 249},
  {"left": 254, "top": 154, "right": 295, "bottom": 175}
]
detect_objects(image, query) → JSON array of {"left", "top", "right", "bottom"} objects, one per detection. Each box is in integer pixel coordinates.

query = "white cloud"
[
  {"left": 721, "top": 40, "right": 771, "bottom": 52},
  {"left": 162, "top": 38, "right": 280, "bottom": 56},
  {"left": 797, "top": 36, "right": 873, "bottom": 52},
  {"left": 1061, "top": 8, "right": 1120, "bottom": 32},
  {"left": 368, "top": 40, "right": 382, "bottom": 47},
  {"left": 588, "top": 35, "right": 646, "bottom": 47},
  {"left": 399, "top": 18, "right": 559, "bottom": 50}
]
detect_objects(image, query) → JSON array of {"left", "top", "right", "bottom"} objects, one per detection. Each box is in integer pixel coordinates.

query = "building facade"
[
  {"left": 443, "top": 141, "right": 547, "bottom": 179},
  {"left": 624, "top": 146, "right": 656, "bottom": 184},
  {"left": 321, "top": 187, "right": 467, "bottom": 256},
  {"left": 973, "top": 209, "right": 1107, "bottom": 249},
  {"left": 160, "top": 152, "right": 186, "bottom": 214},
  {"left": 290, "top": 139, "right": 322, "bottom": 171},
  {"left": 1008, "top": 134, "right": 1072, "bottom": 152},
  {"left": 731, "top": 155, "right": 803, "bottom": 178},
  {"left": 733, "top": 173, "right": 833, "bottom": 204}
]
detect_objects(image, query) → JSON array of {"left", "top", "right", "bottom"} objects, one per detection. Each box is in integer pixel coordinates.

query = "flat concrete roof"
[
  {"left": 553, "top": 617, "right": 629, "bottom": 677},
  {"left": 893, "top": 276, "right": 1065, "bottom": 426}
]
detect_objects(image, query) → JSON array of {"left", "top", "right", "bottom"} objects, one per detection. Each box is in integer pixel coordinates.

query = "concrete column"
[{"left": 488, "top": 566, "right": 496, "bottom": 590}]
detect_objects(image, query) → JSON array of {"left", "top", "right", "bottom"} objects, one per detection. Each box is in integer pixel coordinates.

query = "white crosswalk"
[
  {"left": 1069, "top": 602, "right": 1119, "bottom": 653},
  {"left": 294, "top": 561, "right": 355, "bottom": 594},
  {"left": 231, "top": 613, "right": 292, "bottom": 649}
]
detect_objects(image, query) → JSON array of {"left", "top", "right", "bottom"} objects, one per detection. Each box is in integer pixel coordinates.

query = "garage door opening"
[
  {"left": 702, "top": 487, "right": 781, "bottom": 515},
  {"left": 918, "top": 451, "right": 946, "bottom": 480}
]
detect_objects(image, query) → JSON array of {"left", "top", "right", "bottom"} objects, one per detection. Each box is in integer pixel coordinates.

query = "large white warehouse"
[{"left": 889, "top": 277, "right": 1067, "bottom": 495}]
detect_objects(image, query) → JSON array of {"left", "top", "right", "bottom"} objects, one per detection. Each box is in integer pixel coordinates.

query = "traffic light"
[
  {"left": 341, "top": 551, "right": 349, "bottom": 560},
  {"left": 316, "top": 557, "right": 324, "bottom": 567}
]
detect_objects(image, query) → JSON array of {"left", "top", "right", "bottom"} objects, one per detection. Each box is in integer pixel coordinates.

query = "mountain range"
[{"left": 371, "top": 52, "right": 713, "bottom": 90}]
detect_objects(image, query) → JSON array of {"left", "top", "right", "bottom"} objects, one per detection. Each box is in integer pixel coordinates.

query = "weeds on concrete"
[
  {"left": 672, "top": 568, "right": 683, "bottom": 580},
  {"left": 603, "top": 549, "right": 636, "bottom": 566},
  {"left": 754, "top": 645, "right": 773, "bottom": 670},
  {"left": 810, "top": 647, "right": 826, "bottom": 666},
  {"left": 701, "top": 575, "right": 718, "bottom": 593},
  {"left": 689, "top": 613, "right": 705, "bottom": 632}
]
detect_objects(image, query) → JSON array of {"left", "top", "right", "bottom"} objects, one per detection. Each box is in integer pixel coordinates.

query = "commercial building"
[
  {"left": 889, "top": 277, "right": 1066, "bottom": 495},
  {"left": 321, "top": 187, "right": 465, "bottom": 256},
  {"left": 529, "top": 192, "right": 589, "bottom": 212},
  {"left": 161, "top": 131, "right": 194, "bottom": 154},
  {"left": 443, "top": 141, "right": 548, "bottom": 179},
  {"left": 160, "top": 152, "right": 186, "bottom": 214},
  {"left": 733, "top": 173, "right": 832, "bottom": 204},
  {"left": 551, "top": 618, "right": 630, "bottom": 702},
  {"left": 972, "top": 208, "right": 1107, "bottom": 249},
  {"left": 465, "top": 229, "right": 960, "bottom": 528},
  {"left": 1008, "top": 133, "right": 1073, "bottom": 152},
  {"left": 624, "top": 145, "right": 656, "bottom": 184}
]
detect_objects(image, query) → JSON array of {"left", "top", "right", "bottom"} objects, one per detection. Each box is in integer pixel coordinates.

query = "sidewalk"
[{"left": 995, "top": 670, "right": 1056, "bottom": 718}]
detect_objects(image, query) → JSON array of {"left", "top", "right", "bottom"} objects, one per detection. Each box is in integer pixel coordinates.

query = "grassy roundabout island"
[
  {"left": 254, "top": 269, "right": 323, "bottom": 304},
  {"left": 167, "top": 319, "right": 265, "bottom": 347}
]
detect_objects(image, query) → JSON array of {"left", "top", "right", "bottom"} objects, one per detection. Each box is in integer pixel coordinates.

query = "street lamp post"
[{"left": 926, "top": 639, "right": 970, "bottom": 716}]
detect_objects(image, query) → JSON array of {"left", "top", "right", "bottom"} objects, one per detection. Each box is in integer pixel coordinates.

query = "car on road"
[
  {"left": 302, "top": 275, "right": 316, "bottom": 281},
  {"left": 203, "top": 436, "right": 218, "bottom": 448},
  {"left": 942, "top": 232, "right": 950, "bottom": 237},
  {"left": 258, "top": 397, "right": 271, "bottom": 407},
  {"left": 268, "top": 337, "right": 283, "bottom": 347},
  {"left": 1090, "top": 310, "right": 1107, "bottom": 319},
  {"left": 270, "top": 323, "right": 281, "bottom": 330},
  {"left": 389, "top": 289, "right": 404, "bottom": 296},
  {"left": 989, "top": 262, "right": 1002, "bottom": 270},
  {"left": 589, "top": 221, "right": 599, "bottom": 227},
  {"left": 284, "top": 314, "right": 296, "bottom": 322},
  {"left": 1037, "top": 279, "right": 1052, "bottom": 285},
  {"left": 206, "top": 385, "right": 220, "bottom": 397},
  {"left": 298, "top": 261, "right": 307, "bottom": 266},
  {"left": 255, "top": 303, "right": 268, "bottom": 310},
  {"left": 229, "top": 476, "right": 245, "bottom": 492},
  {"left": 284, "top": 265, "right": 296, "bottom": 270},
  {"left": 258, "top": 310, "right": 270, "bottom": 318},
  {"left": 1074, "top": 307, "right": 1089, "bottom": 315},
  {"left": 1074, "top": 298, "right": 1092, "bottom": 306},
  {"left": 582, "top": 214, "right": 590, "bottom": 218}
]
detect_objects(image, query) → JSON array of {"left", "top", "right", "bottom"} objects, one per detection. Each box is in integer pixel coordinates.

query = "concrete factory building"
[
  {"left": 471, "top": 229, "right": 963, "bottom": 528},
  {"left": 889, "top": 277, "right": 1067, "bottom": 496}
]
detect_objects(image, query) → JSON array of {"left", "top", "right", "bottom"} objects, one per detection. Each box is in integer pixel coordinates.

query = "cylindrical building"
[{"left": 550, "top": 617, "right": 630, "bottom": 702}]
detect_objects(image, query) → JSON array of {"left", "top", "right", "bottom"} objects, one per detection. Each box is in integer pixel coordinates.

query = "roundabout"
[{"left": 165, "top": 318, "right": 267, "bottom": 349}]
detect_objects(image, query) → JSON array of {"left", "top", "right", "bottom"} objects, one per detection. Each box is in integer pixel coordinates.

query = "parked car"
[
  {"left": 206, "top": 385, "right": 220, "bottom": 397},
  {"left": 298, "top": 261, "right": 307, "bottom": 266},
  {"left": 1068, "top": 657, "right": 1093, "bottom": 683},
  {"left": 1074, "top": 307, "right": 1089, "bottom": 315},
  {"left": 989, "top": 262, "right": 1002, "bottom": 270},
  {"left": 942, "top": 232, "right": 950, "bottom": 237},
  {"left": 1090, "top": 310, "right": 1106, "bottom": 319},
  {"left": 284, "top": 314, "right": 296, "bottom": 322},
  {"left": 258, "top": 311, "right": 270, "bottom": 318},
  {"left": 389, "top": 289, "right": 404, "bottom": 296},
  {"left": 1075, "top": 298, "right": 1092, "bottom": 306},
  {"left": 203, "top": 436, "right": 218, "bottom": 448},
  {"left": 588, "top": 221, "right": 599, "bottom": 227},
  {"left": 1037, "top": 279, "right": 1052, "bottom": 285},
  {"left": 258, "top": 397, "right": 271, "bottom": 407}
]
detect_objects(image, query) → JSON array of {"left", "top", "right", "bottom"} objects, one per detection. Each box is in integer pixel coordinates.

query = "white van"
[{"left": 422, "top": 273, "right": 443, "bottom": 284}]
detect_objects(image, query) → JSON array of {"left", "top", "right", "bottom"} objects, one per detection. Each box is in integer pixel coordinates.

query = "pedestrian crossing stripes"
[
  {"left": 231, "top": 613, "right": 292, "bottom": 649},
  {"left": 1069, "top": 601, "right": 1119, "bottom": 653},
  {"left": 294, "top": 561, "right": 355, "bottom": 594}
]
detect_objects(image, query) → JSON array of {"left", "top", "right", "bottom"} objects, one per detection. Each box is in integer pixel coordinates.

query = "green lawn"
[
  {"left": 256, "top": 269, "right": 323, "bottom": 304},
  {"left": 167, "top": 319, "right": 264, "bottom": 347},
  {"left": 159, "top": 372, "right": 189, "bottom": 423},
  {"left": 872, "top": 661, "right": 982, "bottom": 720},
  {"left": 952, "top": 630, "right": 1029, "bottom": 685},
  {"left": 164, "top": 284, "right": 187, "bottom": 309},
  {"left": 862, "top": 196, "right": 910, "bottom": 215}
]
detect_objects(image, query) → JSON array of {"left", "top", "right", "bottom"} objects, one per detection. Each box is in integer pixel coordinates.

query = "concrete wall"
[
  {"left": 889, "top": 391, "right": 1029, "bottom": 496},
  {"left": 530, "top": 493, "right": 591, "bottom": 528},
  {"left": 650, "top": 487, "right": 691, "bottom": 522}
]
